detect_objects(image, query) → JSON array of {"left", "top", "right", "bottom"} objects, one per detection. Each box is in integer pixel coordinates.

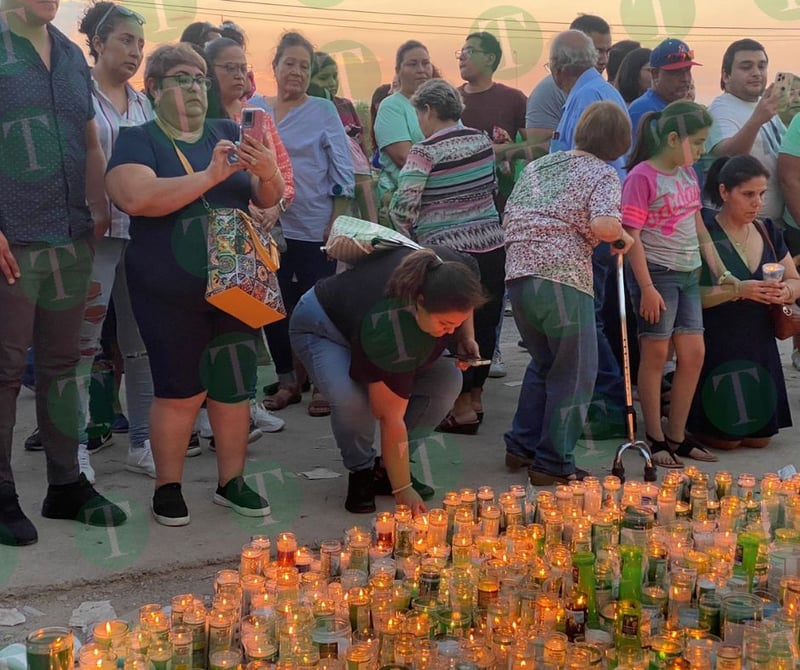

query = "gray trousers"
[{"left": 0, "top": 238, "right": 92, "bottom": 487}]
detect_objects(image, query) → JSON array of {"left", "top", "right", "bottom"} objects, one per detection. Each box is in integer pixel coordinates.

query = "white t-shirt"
[{"left": 706, "top": 92, "right": 786, "bottom": 221}]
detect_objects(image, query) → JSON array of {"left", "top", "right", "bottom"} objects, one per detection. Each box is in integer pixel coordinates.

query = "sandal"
[
  {"left": 528, "top": 467, "right": 591, "bottom": 486},
  {"left": 666, "top": 433, "right": 718, "bottom": 462},
  {"left": 308, "top": 389, "right": 331, "bottom": 417},
  {"left": 646, "top": 433, "right": 684, "bottom": 468},
  {"left": 263, "top": 385, "right": 302, "bottom": 411},
  {"left": 435, "top": 413, "right": 480, "bottom": 435}
]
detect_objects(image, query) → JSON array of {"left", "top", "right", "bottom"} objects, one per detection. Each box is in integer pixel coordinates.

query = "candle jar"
[
  {"left": 311, "top": 618, "right": 351, "bottom": 661},
  {"left": 477, "top": 486, "right": 495, "bottom": 515},
  {"left": 149, "top": 642, "right": 171, "bottom": 670},
  {"left": 762, "top": 262, "right": 785, "bottom": 281},
  {"left": 92, "top": 620, "right": 129, "bottom": 652},
  {"left": 347, "top": 587, "right": 370, "bottom": 633},
  {"left": 425, "top": 509, "right": 447, "bottom": 547},
  {"left": 667, "top": 571, "right": 695, "bottom": 624},
  {"left": 479, "top": 504, "right": 500, "bottom": 538},
  {"left": 721, "top": 593, "right": 764, "bottom": 645},
  {"left": 27, "top": 628, "right": 73, "bottom": 670},
  {"left": 183, "top": 604, "right": 208, "bottom": 669},
  {"left": 602, "top": 475, "right": 621, "bottom": 508},
  {"left": 79, "top": 643, "right": 116, "bottom": 670},
  {"left": 242, "top": 632, "right": 278, "bottom": 664},
  {"left": 277, "top": 532, "right": 298, "bottom": 567},
  {"left": 208, "top": 609, "right": 234, "bottom": 653},
  {"left": 344, "top": 643, "right": 374, "bottom": 670},
  {"left": 459, "top": 488, "right": 477, "bottom": 520},
  {"left": 583, "top": 477, "right": 602, "bottom": 515},
  {"left": 534, "top": 593, "right": 560, "bottom": 631},
  {"left": 170, "top": 626, "right": 192, "bottom": 670},
  {"left": 348, "top": 533, "right": 370, "bottom": 573},
  {"left": 543, "top": 509, "right": 564, "bottom": 547},
  {"left": 320, "top": 540, "right": 342, "bottom": 580},
  {"left": 216, "top": 569, "right": 240, "bottom": 591},
  {"left": 241, "top": 543, "right": 264, "bottom": 576},
  {"left": 170, "top": 594, "right": 195, "bottom": 626},
  {"left": 209, "top": 649, "right": 242, "bottom": 670}
]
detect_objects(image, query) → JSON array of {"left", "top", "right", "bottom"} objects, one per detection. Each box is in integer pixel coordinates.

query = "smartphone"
[
  {"left": 445, "top": 354, "right": 492, "bottom": 366},
  {"left": 240, "top": 107, "right": 266, "bottom": 144},
  {"left": 774, "top": 72, "right": 797, "bottom": 112}
]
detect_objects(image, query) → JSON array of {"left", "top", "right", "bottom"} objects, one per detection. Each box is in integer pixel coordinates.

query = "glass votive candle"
[
  {"left": 344, "top": 643, "right": 373, "bottom": 670},
  {"left": 78, "top": 643, "right": 115, "bottom": 670},
  {"left": 311, "top": 618, "right": 351, "bottom": 660},
  {"left": 209, "top": 649, "right": 242, "bottom": 670},
  {"left": 277, "top": 532, "right": 298, "bottom": 567},
  {"left": 320, "top": 540, "right": 342, "bottom": 580},
  {"left": 169, "top": 626, "right": 192, "bottom": 670},
  {"left": 92, "top": 621, "right": 129, "bottom": 651},
  {"left": 374, "top": 512, "right": 394, "bottom": 550},
  {"left": 242, "top": 633, "right": 278, "bottom": 663},
  {"left": 171, "top": 594, "right": 196, "bottom": 626},
  {"left": 241, "top": 543, "right": 263, "bottom": 576},
  {"left": 762, "top": 262, "right": 785, "bottom": 281}
]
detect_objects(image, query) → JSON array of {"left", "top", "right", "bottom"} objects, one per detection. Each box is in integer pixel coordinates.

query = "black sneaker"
[
  {"left": 24, "top": 428, "right": 43, "bottom": 452},
  {"left": 345, "top": 468, "right": 376, "bottom": 514},
  {"left": 87, "top": 429, "right": 114, "bottom": 453},
  {"left": 0, "top": 483, "right": 38, "bottom": 546},
  {"left": 41, "top": 473, "right": 127, "bottom": 526},
  {"left": 186, "top": 432, "right": 201, "bottom": 458},
  {"left": 152, "top": 483, "right": 190, "bottom": 526},
  {"left": 373, "top": 458, "right": 435, "bottom": 500},
  {"left": 213, "top": 476, "right": 270, "bottom": 517},
  {"left": 208, "top": 422, "right": 263, "bottom": 452}
]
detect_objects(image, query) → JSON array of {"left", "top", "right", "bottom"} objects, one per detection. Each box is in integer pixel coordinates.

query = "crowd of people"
[{"left": 1, "top": 0, "right": 799, "bottom": 545}]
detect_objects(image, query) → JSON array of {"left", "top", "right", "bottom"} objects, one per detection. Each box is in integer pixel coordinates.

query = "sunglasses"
[
  {"left": 664, "top": 49, "right": 695, "bottom": 64},
  {"left": 94, "top": 5, "right": 145, "bottom": 37}
]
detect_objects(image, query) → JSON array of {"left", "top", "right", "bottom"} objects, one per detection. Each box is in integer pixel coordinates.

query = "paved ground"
[{"left": 2, "top": 315, "right": 799, "bottom": 642}]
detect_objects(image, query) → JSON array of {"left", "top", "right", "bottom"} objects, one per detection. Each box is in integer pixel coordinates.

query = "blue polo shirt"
[
  {"left": 628, "top": 89, "right": 668, "bottom": 145},
  {"left": 0, "top": 23, "right": 95, "bottom": 244},
  {"left": 550, "top": 68, "right": 629, "bottom": 180}
]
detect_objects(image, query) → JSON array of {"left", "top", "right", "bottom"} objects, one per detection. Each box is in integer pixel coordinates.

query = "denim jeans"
[
  {"left": 592, "top": 244, "right": 626, "bottom": 416},
  {"left": 77, "top": 237, "right": 152, "bottom": 450},
  {"left": 504, "top": 277, "right": 597, "bottom": 476},
  {"left": 290, "top": 289, "right": 462, "bottom": 472},
  {"left": 0, "top": 239, "right": 92, "bottom": 486}
]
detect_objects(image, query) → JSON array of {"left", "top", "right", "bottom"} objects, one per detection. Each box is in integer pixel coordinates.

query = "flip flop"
[
  {"left": 646, "top": 434, "right": 684, "bottom": 468},
  {"left": 667, "top": 434, "right": 718, "bottom": 462},
  {"left": 263, "top": 386, "right": 302, "bottom": 411},
  {"left": 528, "top": 467, "right": 591, "bottom": 486},
  {"left": 308, "top": 390, "right": 331, "bottom": 417}
]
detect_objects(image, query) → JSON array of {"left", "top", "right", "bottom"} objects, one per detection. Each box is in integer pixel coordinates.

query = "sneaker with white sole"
[
  {"left": 126, "top": 441, "right": 156, "bottom": 478},
  {"left": 488, "top": 350, "right": 507, "bottom": 378},
  {"left": 152, "top": 483, "right": 190, "bottom": 526},
  {"left": 208, "top": 422, "right": 263, "bottom": 452},
  {"left": 78, "top": 444, "right": 95, "bottom": 484},
  {"left": 250, "top": 401, "right": 285, "bottom": 433},
  {"left": 213, "top": 475, "right": 270, "bottom": 517},
  {"left": 186, "top": 432, "right": 202, "bottom": 457},
  {"left": 195, "top": 408, "right": 213, "bottom": 439}
]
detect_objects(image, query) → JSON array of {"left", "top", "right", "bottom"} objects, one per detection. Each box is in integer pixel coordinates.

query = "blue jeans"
[
  {"left": 290, "top": 289, "right": 462, "bottom": 472},
  {"left": 592, "top": 244, "right": 626, "bottom": 416},
  {"left": 504, "top": 278, "right": 597, "bottom": 476}
]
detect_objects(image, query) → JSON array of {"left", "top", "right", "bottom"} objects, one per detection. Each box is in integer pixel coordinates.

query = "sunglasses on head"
[{"left": 94, "top": 5, "right": 145, "bottom": 38}]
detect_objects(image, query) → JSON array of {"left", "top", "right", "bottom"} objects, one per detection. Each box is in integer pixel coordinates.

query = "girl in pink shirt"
[{"left": 622, "top": 101, "right": 718, "bottom": 467}]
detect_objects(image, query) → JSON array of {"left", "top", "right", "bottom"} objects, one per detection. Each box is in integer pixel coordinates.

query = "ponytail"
[
  {"left": 704, "top": 154, "right": 770, "bottom": 208},
  {"left": 626, "top": 100, "right": 713, "bottom": 171},
  {"left": 385, "top": 249, "right": 486, "bottom": 313}
]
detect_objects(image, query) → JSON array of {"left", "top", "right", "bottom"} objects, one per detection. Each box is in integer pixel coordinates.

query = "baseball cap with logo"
[{"left": 649, "top": 39, "right": 702, "bottom": 71}]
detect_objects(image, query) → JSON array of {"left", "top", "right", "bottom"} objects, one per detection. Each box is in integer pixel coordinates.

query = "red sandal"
[{"left": 263, "top": 385, "right": 301, "bottom": 411}]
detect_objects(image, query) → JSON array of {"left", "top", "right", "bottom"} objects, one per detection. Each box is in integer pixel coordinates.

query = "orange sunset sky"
[{"left": 53, "top": 0, "right": 800, "bottom": 105}]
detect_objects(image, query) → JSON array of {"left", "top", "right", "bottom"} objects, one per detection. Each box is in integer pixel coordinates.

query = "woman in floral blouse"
[{"left": 502, "top": 101, "right": 634, "bottom": 486}]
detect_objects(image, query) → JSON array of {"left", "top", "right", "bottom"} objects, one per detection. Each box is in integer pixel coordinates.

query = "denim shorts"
[{"left": 628, "top": 262, "right": 703, "bottom": 339}]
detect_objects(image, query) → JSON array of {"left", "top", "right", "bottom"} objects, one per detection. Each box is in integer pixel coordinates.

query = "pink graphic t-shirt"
[{"left": 621, "top": 162, "right": 701, "bottom": 271}]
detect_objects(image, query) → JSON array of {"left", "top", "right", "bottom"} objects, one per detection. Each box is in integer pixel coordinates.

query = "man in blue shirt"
[
  {"left": 629, "top": 39, "right": 701, "bottom": 142},
  {"left": 0, "top": 0, "right": 127, "bottom": 545}
]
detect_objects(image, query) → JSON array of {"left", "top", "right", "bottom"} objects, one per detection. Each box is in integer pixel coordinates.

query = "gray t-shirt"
[{"left": 525, "top": 75, "right": 567, "bottom": 130}]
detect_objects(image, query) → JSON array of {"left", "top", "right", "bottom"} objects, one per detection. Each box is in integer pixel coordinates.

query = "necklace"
[{"left": 717, "top": 214, "right": 750, "bottom": 251}]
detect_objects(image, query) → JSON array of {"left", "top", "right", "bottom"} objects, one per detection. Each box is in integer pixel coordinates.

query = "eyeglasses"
[
  {"left": 94, "top": 5, "right": 145, "bottom": 38},
  {"left": 161, "top": 74, "right": 212, "bottom": 91},
  {"left": 664, "top": 49, "right": 695, "bottom": 64},
  {"left": 215, "top": 62, "right": 249, "bottom": 76},
  {"left": 455, "top": 47, "right": 487, "bottom": 59}
]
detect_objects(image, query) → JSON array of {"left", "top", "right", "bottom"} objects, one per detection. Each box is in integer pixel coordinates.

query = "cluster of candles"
[{"left": 24, "top": 468, "right": 800, "bottom": 670}]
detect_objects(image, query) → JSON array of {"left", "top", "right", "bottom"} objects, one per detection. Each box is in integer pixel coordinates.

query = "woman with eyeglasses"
[
  {"left": 72, "top": 2, "right": 154, "bottom": 481},
  {"left": 105, "top": 43, "right": 287, "bottom": 527},
  {"left": 373, "top": 41, "right": 433, "bottom": 224}
]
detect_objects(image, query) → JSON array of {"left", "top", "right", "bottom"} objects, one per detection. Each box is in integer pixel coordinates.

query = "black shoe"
[
  {"left": 42, "top": 473, "right": 127, "bottom": 526},
  {"left": 87, "top": 429, "right": 114, "bottom": 453},
  {"left": 152, "top": 483, "right": 190, "bottom": 526},
  {"left": 0, "top": 483, "right": 38, "bottom": 546},
  {"left": 24, "top": 428, "right": 43, "bottom": 452},
  {"left": 373, "top": 458, "right": 435, "bottom": 500},
  {"left": 186, "top": 431, "right": 202, "bottom": 457},
  {"left": 346, "top": 469, "right": 376, "bottom": 514},
  {"left": 213, "top": 476, "right": 270, "bottom": 517}
]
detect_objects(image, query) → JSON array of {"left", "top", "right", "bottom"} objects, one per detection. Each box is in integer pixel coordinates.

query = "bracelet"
[{"left": 392, "top": 482, "right": 413, "bottom": 495}]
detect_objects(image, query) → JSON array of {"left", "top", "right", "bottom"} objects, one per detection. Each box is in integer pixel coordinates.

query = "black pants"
[{"left": 462, "top": 247, "right": 506, "bottom": 393}]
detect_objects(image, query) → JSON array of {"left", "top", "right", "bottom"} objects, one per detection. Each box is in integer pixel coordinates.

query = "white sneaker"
[
  {"left": 195, "top": 407, "right": 213, "bottom": 439},
  {"left": 488, "top": 350, "right": 507, "bottom": 378},
  {"left": 78, "top": 444, "right": 95, "bottom": 484},
  {"left": 793, "top": 349, "right": 800, "bottom": 371},
  {"left": 126, "top": 441, "right": 156, "bottom": 478},
  {"left": 250, "top": 401, "right": 286, "bottom": 433}
]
